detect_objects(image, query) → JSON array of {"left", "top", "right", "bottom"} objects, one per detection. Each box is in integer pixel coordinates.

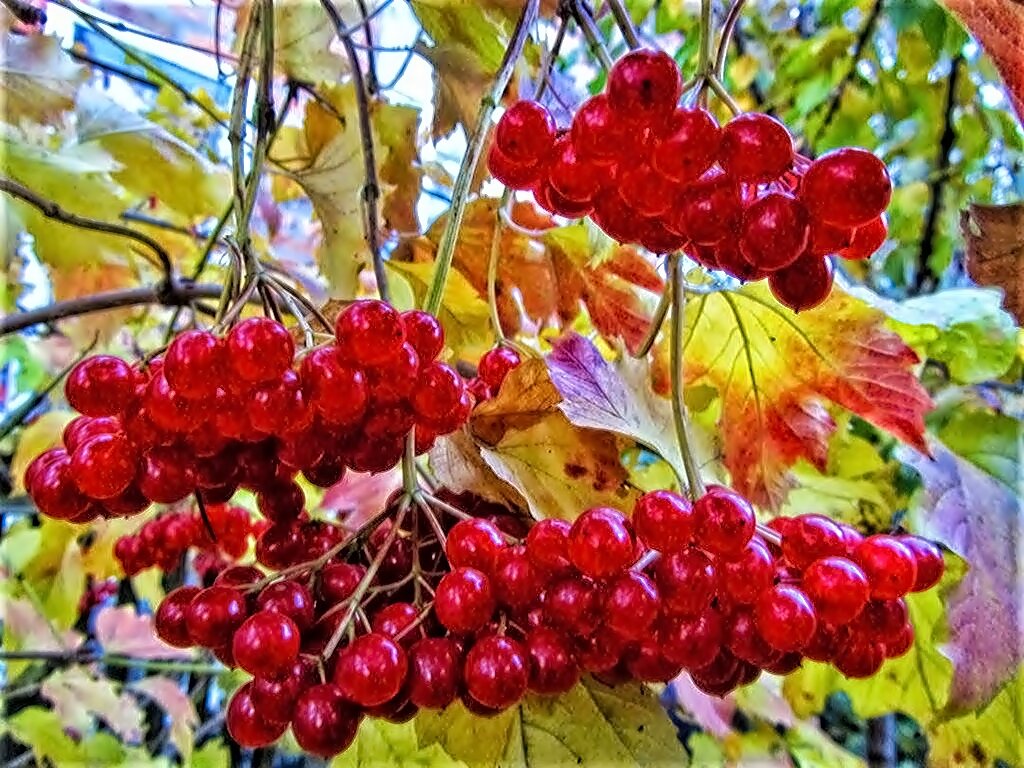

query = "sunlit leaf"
[
  {"left": 5, "top": 707, "right": 84, "bottom": 765},
  {"left": 332, "top": 718, "right": 467, "bottom": 768},
  {"left": 429, "top": 428, "right": 525, "bottom": 508},
  {"left": 936, "top": 407, "right": 1019, "bottom": 490},
  {"left": 41, "top": 665, "right": 145, "bottom": 743},
  {"left": 0, "top": 33, "right": 86, "bottom": 123}
]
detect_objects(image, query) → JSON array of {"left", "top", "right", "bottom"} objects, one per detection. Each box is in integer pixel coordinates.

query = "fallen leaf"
[
  {"left": 660, "top": 283, "right": 932, "bottom": 508},
  {"left": 133, "top": 676, "right": 198, "bottom": 760},
  {"left": 960, "top": 202, "right": 1023, "bottom": 324},
  {"left": 94, "top": 605, "right": 194, "bottom": 660},
  {"left": 899, "top": 438, "right": 1023, "bottom": 714},
  {"left": 0, "top": 33, "right": 86, "bottom": 123},
  {"left": 41, "top": 665, "right": 144, "bottom": 743}
]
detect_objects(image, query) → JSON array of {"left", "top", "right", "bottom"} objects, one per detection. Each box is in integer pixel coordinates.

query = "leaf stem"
[
  {"left": 632, "top": 276, "right": 672, "bottom": 358},
  {"left": 668, "top": 256, "right": 705, "bottom": 500},
  {"left": 424, "top": 0, "right": 540, "bottom": 316},
  {"left": 606, "top": 0, "right": 641, "bottom": 49},
  {"left": 714, "top": 0, "right": 749, "bottom": 80}
]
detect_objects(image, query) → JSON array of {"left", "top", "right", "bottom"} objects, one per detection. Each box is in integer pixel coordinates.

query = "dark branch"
[
  {"left": 0, "top": 0, "right": 45, "bottom": 25},
  {"left": 914, "top": 55, "right": 963, "bottom": 294},
  {"left": 355, "top": 0, "right": 380, "bottom": 94}
]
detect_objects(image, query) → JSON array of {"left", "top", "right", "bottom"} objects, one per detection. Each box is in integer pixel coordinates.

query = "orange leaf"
[{"left": 658, "top": 284, "right": 932, "bottom": 508}]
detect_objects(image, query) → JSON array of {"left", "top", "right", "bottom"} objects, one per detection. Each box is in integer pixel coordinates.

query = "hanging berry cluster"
[
  {"left": 488, "top": 48, "right": 893, "bottom": 311},
  {"left": 23, "top": 301, "right": 469, "bottom": 524}
]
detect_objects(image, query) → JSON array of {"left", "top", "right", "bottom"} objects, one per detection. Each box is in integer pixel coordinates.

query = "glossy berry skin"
[
  {"left": 226, "top": 317, "right": 294, "bottom": 384},
  {"left": 659, "top": 609, "right": 723, "bottom": 670},
  {"left": 256, "top": 580, "right": 315, "bottom": 632},
  {"left": 186, "top": 586, "right": 248, "bottom": 648},
  {"left": 300, "top": 347, "right": 368, "bottom": 426},
  {"left": 411, "top": 362, "right": 465, "bottom": 423},
  {"left": 63, "top": 416, "right": 120, "bottom": 453},
  {"left": 542, "top": 575, "right": 600, "bottom": 636},
  {"left": 495, "top": 100, "right": 556, "bottom": 164},
  {"left": 801, "top": 148, "right": 892, "bottom": 227},
  {"left": 66, "top": 355, "right": 138, "bottom": 417},
  {"left": 525, "top": 627, "right": 579, "bottom": 694},
  {"left": 335, "top": 300, "right": 406, "bottom": 367},
  {"left": 693, "top": 487, "right": 756, "bottom": 560},
  {"left": 652, "top": 107, "right": 720, "bottom": 182},
  {"left": 227, "top": 682, "right": 287, "bottom": 748},
  {"left": 653, "top": 547, "right": 717, "bottom": 617},
  {"left": 434, "top": 567, "right": 496, "bottom": 633},
  {"left": 164, "top": 330, "right": 224, "bottom": 400},
  {"left": 672, "top": 172, "right": 742, "bottom": 244},
  {"left": 803, "top": 556, "right": 870, "bottom": 625},
  {"left": 525, "top": 518, "right": 572, "bottom": 576},
  {"left": 603, "top": 571, "right": 661, "bottom": 641},
  {"left": 488, "top": 144, "right": 544, "bottom": 190},
  {"left": 251, "top": 657, "right": 318, "bottom": 725},
  {"left": 333, "top": 632, "right": 408, "bottom": 707},
  {"left": 633, "top": 490, "right": 694, "bottom": 554},
  {"left": 840, "top": 216, "right": 887, "bottom": 260},
  {"left": 464, "top": 635, "right": 529, "bottom": 710},
  {"left": 318, "top": 562, "right": 366, "bottom": 606},
  {"left": 155, "top": 586, "right": 200, "bottom": 648},
  {"left": 739, "top": 193, "right": 810, "bottom": 272},
  {"left": 855, "top": 535, "right": 918, "bottom": 599},
  {"left": 477, "top": 347, "right": 520, "bottom": 391},
  {"left": 232, "top": 610, "right": 300, "bottom": 679},
  {"left": 618, "top": 163, "right": 675, "bottom": 218},
  {"left": 900, "top": 535, "right": 945, "bottom": 591},
  {"left": 138, "top": 445, "right": 195, "bottom": 504},
  {"left": 533, "top": 177, "right": 595, "bottom": 219},
  {"left": 291, "top": 684, "right": 362, "bottom": 759},
  {"left": 769, "top": 254, "right": 834, "bottom": 312},
  {"left": 607, "top": 49, "right": 682, "bottom": 127},
  {"left": 625, "top": 639, "right": 684, "bottom": 683},
  {"left": 755, "top": 585, "right": 817, "bottom": 653},
  {"left": 492, "top": 545, "right": 539, "bottom": 609},
  {"left": 547, "top": 136, "right": 605, "bottom": 203},
  {"left": 781, "top": 514, "right": 846, "bottom": 569},
  {"left": 406, "top": 637, "right": 461, "bottom": 709},
  {"left": 833, "top": 640, "right": 885, "bottom": 679},
  {"left": 726, "top": 607, "right": 782, "bottom": 667},
  {"left": 718, "top": 537, "right": 775, "bottom": 605},
  {"left": 567, "top": 507, "right": 635, "bottom": 578},
  {"left": 401, "top": 310, "right": 444, "bottom": 363},
  {"left": 718, "top": 113, "right": 794, "bottom": 182},
  {"left": 446, "top": 518, "right": 505, "bottom": 573},
  {"left": 571, "top": 95, "right": 630, "bottom": 165},
  {"left": 69, "top": 433, "right": 137, "bottom": 500},
  {"left": 372, "top": 602, "right": 422, "bottom": 646}
]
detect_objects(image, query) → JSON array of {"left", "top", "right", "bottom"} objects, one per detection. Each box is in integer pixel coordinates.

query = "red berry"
[
  {"left": 542, "top": 575, "right": 600, "bottom": 636},
  {"left": 251, "top": 370, "right": 311, "bottom": 436},
  {"left": 232, "top": 610, "right": 300, "bottom": 679},
  {"left": 138, "top": 445, "right": 195, "bottom": 504},
  {"left": 65, "top": 355, "right": 139, "bottom": 417},
  {"left": 781, "top": 514, "right": 846, "bottom": 569},
  {"left": 633, "top": 490, "right": 694, "bottom": 554},
  {"left": 726, "top": 606, "right": 782, "bottom": 667},
  {"left": 333, "top": 632, "right": 408, "bottom": 707},
  {"left": 291, "top": 684, "right": 362, "bottom": 758},
  {"left": 226, "top": 317, "right": 295, "bottom": 384},
  {"left": 719, "top": 113, "right": 793, "bottom": 182},
  {"left": 256, "top": 480, "right": 305, "bottom": 524},
  {"left": 755, "top": 585, "right": 817, "bottom": 652},
  {"left": 227, "top": 682, "right": 287, "bottom": 748},
  {"left": 739, "top": 193, "right": 810, "bottom": 271},
  {"left": 567, "top": 507, "right": 635, "bottom": 578},
  {"left": 407, "top": 637, "right": 461, "bottom": 709},
  {"left": 693, "top": 487, "right": 756, "bottom": 560},
  {"left": 652, "top": 107, "right": 720, "bottom": 182},
  {"left": 591, "top": 186, "right": 644, "bottom": 243},
  {"left": 769, "top": 254, "right": 834, "bottom": 311},
  {"left": 603, "top": 571, "right": 661, "bottom": 641},
  {"left": 718, "top": 536, "right": 775, "bottom": 605},
  {"left": 808, "top": 219, "right": 856, "bottom": 257},
  {"left": 488, "top": 143, "right": 544, "bottom": 190},
  {"left": 319, "top": 564, "right": 366, "bottom": 608},
  {"left": 525, "top": 518, "right": 572, "bottom": 577},
  {"left": 216, "top": 565, "right": 264, "bottom": 588},
  {"left": 883, "top": 623, "right": 914, "bottom": 658},
  {"left": 618, "top": 163, "right": 676, "bottom": 217},
  {"left": 155, "top": 586, "right": 200, "bottom": 648},
  {"left": 464, "top": 635, "right": 528, "bottom": 710},
  {"left": 300, "top": 347, "right": 368, "bottom": 426},
  {"left": 446, "top": 518, "right": 505, "bottom": 573},
  {"left": 653, "top": 547, "right": 717, "bottom": 617},
  {"left": 900, "top": 535, "right": 945, "bottom": 592},
  {"left": 533, "top": 176, "right": 595, "bottom": 218},
  {"left": 492, "top": 545, "right": 539, "bottom": 609},
  {"left": 251, "top": 657, "right": 318, "bottom": 725},
  {"left": 672, "top": 171, "right": 742, "bottom": 244},
  {"left": 372, "top": 602, "right": 422, "bottom": 646},
  {"left": 803, "top": 556, "right": 870, "bottom": 625},
  {"left": 186, "top": 585, "right": 247, "bottom": 648},
  {"left": 434, "top": 567, "right": 496, "bottom": 633},
  {"left": 144, "top": 373, "right": 205, "bottom": 433},
  {"left": 547, "top": 135, "right": 605, "bottom": 203},
  {"left": 335, "top": 300, "right": 405, "bottom": 366},
  {"left": 400, "top": 310, "right": 444, "bottom": 363},
  {"left": 164, "top": 330, "right": 224, "bottom": 400},
  {"left": 495, "top": 100, "right": 556, "bottom": 165},
  {"left": 854, "top": 535, "right": 918, "bottom": 599},
  {"left": 477, "top": 347, "right": 520, "bottom": 391},
  {"left": 833, "top": 640, "right": 885, "bottom": 679},
  {"left": 607, "top": 49, "right": 681, "bottom": 127},
  {"left": 689, "top": 649, "right": 743, "bottom": 695},
  {"left": 411, "top": 362, "right": 465, "bottom": 423},
  {"left": 800, "top": 148, "right": 892, "bottom": 227},
  {"left": 525, "top": 627, "right": 579, "bottom": 694},
  {"left": 840, "top": 216, "right": 887, "bottom": 260},
  {"left": 257, "top": 580, "right": 315, "bottom": 631},
  {"left": 659, "top": 609, "right": 723, "bottom": 670},
  {"left": 69, "top": 433, "right": 137, "bottom": 500},
  {"left": 625, "top": 638, "right": 683, "bottom": 683},
  {"left": 571, "top": 94, "right": 631, "bottom": 165},
  {"left": 63, "top": 416, "right": 120, "bottom": 453}
]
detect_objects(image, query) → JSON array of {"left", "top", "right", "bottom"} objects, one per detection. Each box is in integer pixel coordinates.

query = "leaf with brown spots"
[{"left": 960, "top": 202, "right": 1024, "bottom": 323}]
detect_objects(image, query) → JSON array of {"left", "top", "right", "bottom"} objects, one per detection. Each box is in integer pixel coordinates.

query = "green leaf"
[
  {"left": 6, "top": 707, "right": 84, "bottom": 764},
  {"left": 41, "top": 665, "right": 145, "bottom": 743},
  {"left": 332, "top": 719, "right": 467, "bottom": 768},
  {"left": 415, "top": 678, "right": 689, "bottom": 768},
  {"left": 929, "top": 670, "right": 1024, "bottom": 768},
  {"left": 189, "top": 739, "right": 231, "bottom": 768},
  {"left": 936, "top": 407, "right": 1019, "bottom": 490},
  {"left": 0, "top": 336, "right": 46, "bottom": 394}
]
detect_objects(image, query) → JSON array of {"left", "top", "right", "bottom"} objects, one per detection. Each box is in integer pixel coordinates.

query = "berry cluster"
[
  {"left": 114, "top": 504, "right": 260, "bottom": 576},
  {"left": 465, "top": 346, "right": 521, "bottom": 403},
  {"left": 24, "top": 301, "right": 468, "bottom": 524},
  {"left": 488, "top": 49, "right": 892, "bottom": 311}
]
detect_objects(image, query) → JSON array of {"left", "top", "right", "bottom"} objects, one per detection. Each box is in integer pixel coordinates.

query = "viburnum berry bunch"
[
  {"left": 466, "top": 345, "right": 522, "bottom": 402},
  {"left": 23, "top": 300, "right": 468, "bottom": 526},
  {"left": 488, "top": 49, "right": 892, "bottom": 311}
]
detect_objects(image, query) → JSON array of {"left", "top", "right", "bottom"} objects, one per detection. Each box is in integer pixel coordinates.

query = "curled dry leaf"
[{"left": 960, "top": 202, "right": 1023, "bottom": 324}]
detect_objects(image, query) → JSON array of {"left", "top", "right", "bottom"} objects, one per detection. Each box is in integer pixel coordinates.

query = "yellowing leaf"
[
  {"left": 272, "top": 0, "right": 350, "bottom": 82},
  {"left": 332, "top": 719, "right": 467, "bottom": 768},
  {"left": 5, "top": 707, "right": 84, "bottom": 765},
  {"left": 49, "top": 261, "right": 135, "bottom": 345},
  {"left": 415, "top": 678, "right": 689, "bottom": 768},
  {"left": 10, "top": 410, "right": 75, "bottom": 494},
  {"left": 81, "top": 517, "right": 142, "bottom": 580},
  {"left": 662, "top": 283, "right": 932, "bottom": 508},
  {"left": 429, "top": 428, "right": 525, "bottom": 508},
  {"left": 387, "top": 260, "right": 493, "bottom": 362},
  {"left": 0, "top": 33, "right": 86, "bottom": 123},
  {"left": 41, "top": 665, "right": 145, "bottom": 743},
  {"left": 929, "top": 670, "right": 1024, "bottom": 768},
  {"left": 269, "top": 83, "right": 422, "bottom": 297},
  {"left": 133, "top": 676, "right": 198, "bottom": 760},
  {"left": 43, "top": 535, "right": 85, "bottom": 629}
]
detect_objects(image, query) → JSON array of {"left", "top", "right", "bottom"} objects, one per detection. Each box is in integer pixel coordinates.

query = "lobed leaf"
[{"left": 41, "top": 665, "right": 145, "bottom": 743}]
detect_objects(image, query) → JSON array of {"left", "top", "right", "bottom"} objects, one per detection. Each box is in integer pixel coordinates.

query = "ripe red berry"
[
  {"left": 547, "top": 135, "right": 605, "bottom": 203},
  {"left": 808, "top": 219, "right": 855, "bottom": 257},
  {"left": 726, "top": 606, "right": 782, "bottom": 667},
  {"left": 755, "top": 585, "right": 817, "bottom": 652},
  {"left": 66, "top": 355, "right": 139, "bottom": 417},
  {"left": 659, "top": 609, "right": 723, "bottom": 670},
  {"left": 607, "top": 49, "right": 681, "bottom": 126},
  {"left": 803, "top": 556, "right": 870, "bottom": 625},
  {"left": 693, "top": 487, "right": 756, "bottom": 560},
  {"left": 525, "top": 627, "right": 579, "bottom": 694},
  {"left": 164, "top": 330, "right": 224, "bottom": 400},
  {"left": 186, "top": 585, "right": 248, "bottom": 648},
  {"left": 625, "top": 638, "right": 684, "bottom": 683},
  {"left": 542, "top": 575, "right": 600, "bottom": 636},
  {"left": 567, "top": 507, "right": 635, "bottom": 578},
  {"left": 833, "top": 639, "right": 885, "bottom": 679},
  {"left": 232, "top": 610, "right": 300, "bottom": 679},
  {"left": 319, "top": 563, "right": 366, "bottom": 607},
  {"left": 300, "top": 347, "right": 368, "bottom": 426},
  {"left": 227, "top": 682, "right": 287, "bottom": 748},
  {"left": 256, "top": 480, "right": 305, "bottom": 524},
  {"left": 533, "top": 176, "right": 595, "bottom": 218},
  {"left": 899, "top": 535, "right": 945, "bottom": 592},
  {"left": 653, "top": 547, "right": 717, "bottom": 617},
  {"left": 633, "top": 490, "right": 694, "bottom": 554},
  {"left": 138, "top": 445, "right": 195, "bottom": 504},
  {"left": 719, "top": 113, "right": 794, "bottom": 182},
  {"left": 840, "top": 216, "right": 887, "bottom": 260},
  {"left": 225, "top": 317, "right": 295, "bottom": 384},
  {"left": 477, "top": 347, "right": 520, "bottom": 391},
  {"left": 291, "top": 684, "right": 362, "bottom": 758},
  {"left": 571, "top": 94, "right": 630, "bottom": 165},
  {"left": 854, "top": 535, "right": 918, "bottom": 599},
  {"left": 400, "top": 310, "right": 444, "bottom": 363},
  {"left": 250, "top": 370, "right": 311, "bottom": 436},
  {"left": 492, "top": 545, "right": 539, "bottom": 609},
  {"left": 446, "top": 518, "right": 505, "bottom": 573},
  {"left": 652, "top": 107, "right": 720, "bottom": 182},
  {"left": 883, "top": 623, "right": 914, "bottom": 658},
  {"left": 464, "top": 635, "right": 528, "bottom": 710},
  {"left": 251, "top": 657, "right": 318, "bottom": 725},
  {"left": 372, "top": 602, "right": 422, "bottom": 646},
  {"left": 335, "top": 300, "right": 406, "bottom": 366},
  {"left": 155, "top": 586, "right": 200, "bottom": 648},
  {"left": 495, "top": 100, "right": 556, "bottom": 165},
  {"left": 603, "top": 571, "right": 661, "bottom": 641},
  {"left": 769, "top": 253, "right": 834, "bottom": 311},
  {"left": 257, "top": 580, "right": 315, "bottom": 632},
  {"left": 333, "top": 632, "right": 408, "bottom": 707},
  {"left": 525, "top": 518, "right": 572, "bottom": 576},
  {"left": 411, "top": 362, "right": 465, "bottom": 423},
  {"left": 488, "top": 143, "right": 544, "bottom": 190},
  {"left": 434, "top": 567, "right": 496, "bottom": 633},
  {"left": 739, "top": 193, "right": 810, "bottom": 271},
  {"left": 407, "top": 637, "right": 461, "bottom": 709},
  {"left": 781, "top": 514, "right": 846, "bottom": 569},
  {"left": 69, "top": 433, "right": 137, "bottom": 500},
  {"left": 618, "top": 163, "right": 676, "bottom": 218},
  {"left": 800, "top": 147, "right": 892, "bottom": 227},
  {"left": 718, "top": 536, "right": 775, "bottom": 605},
  {"left": 672, "top": 171, "right": 742, "bottom": 244},
  {"left": 63, "top": 416, "right": 120, "bottom": 453}
]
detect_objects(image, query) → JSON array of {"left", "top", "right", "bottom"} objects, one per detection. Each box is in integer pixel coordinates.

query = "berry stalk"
[{"left": 669, "top": 256, "right": 706, "bottom": 500}]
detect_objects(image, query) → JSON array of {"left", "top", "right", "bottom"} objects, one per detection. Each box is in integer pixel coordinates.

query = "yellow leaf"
[
  {"left": 272, "top": 1, "right": 351, "bottom": 82},
  {"left": 50, "top": 261, "right": 135, "bottom": 345},
  {"left": 82, "top": 518, "right": 141, "bottom": 580},
  {"left": 44, "top": 537, "right": 85, "bottom": 630},
  {"left": 0, "top": 34, "right": 86, "bottom": 123},
  {"left": 10, "top": 410, "right": 75, "bottom": 494}
]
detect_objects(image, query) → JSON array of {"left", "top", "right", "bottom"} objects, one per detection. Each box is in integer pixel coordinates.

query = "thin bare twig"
[
  {"left": 570, "top": 1, "right": 613, "bottom": 71},
  {"left": 355, "top": 0, "right": 379, "bottom": 93},
  {"left": 606, "top": 0, "right": 641, "bottom": 49}
]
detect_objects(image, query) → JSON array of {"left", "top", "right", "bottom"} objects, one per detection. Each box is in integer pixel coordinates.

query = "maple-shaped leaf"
[
  {"left": 95, "top": 605, "right": 194, "bottom": 660},
  {"left": 270, "top": 83, "right": 422, "bottom": 298},
  {"left": 0, "top": 33, "right": 86, "bottom": 123},
  {"left": 41, "top": 666, "right": 145, "bottom": 743},
  {"left": 960, "top": 202, "right": 1023, "bottom": 324},
  {"left": 657, "top": 283, "right": 932, "bottom": 508},
  {"left": 133, "top": 676, "right": 198, "bottom": 760}
]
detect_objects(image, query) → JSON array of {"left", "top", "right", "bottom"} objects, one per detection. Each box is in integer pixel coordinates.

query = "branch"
[
  {"left": 606, "top": 0, "right": 641, "bottom": 49},
  {"left": 424, "top": 0, "right": 541, "bottom": 315},
  {"left": 714, "top": 0, "right": 749, "bottom": 80},
  {"left": 320, "top": 0, "right": 389, "bottom": 303},
  {"left": 669, "top": 256, "right": 706, "bottom": 499},
  {"left": 913, "top": 55, "right": 962, "bottom": 295},
  {"left": 570, "top": 1, "right": 613, "bottom": 71},
  {"left": 0, "top": 177, "right": 173, "bottom": 281},
  {"left": 1, "top": 283, "right": 227, "bottom": 337},
  {"left": 355, "top": 0, "right": 380, "bottom": 94}
]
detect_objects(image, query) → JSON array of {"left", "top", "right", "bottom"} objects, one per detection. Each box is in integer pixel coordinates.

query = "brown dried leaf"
[{"left": 961, "top": 202, "right": 1024, "bottom": 323}]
